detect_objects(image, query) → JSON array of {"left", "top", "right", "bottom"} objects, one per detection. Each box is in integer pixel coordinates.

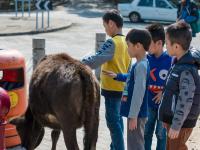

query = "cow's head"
[
  {"left": 10, "top": 117, "right": 26, "bottom": 144},
  {"left": 10, "top": 117, "right": 31, "bottom": 149},
  {"left": 10, "top": 116, "right": 44, "bottom": 149}
]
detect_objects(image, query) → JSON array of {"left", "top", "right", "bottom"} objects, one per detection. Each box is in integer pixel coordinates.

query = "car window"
[
  {"left": 118, "top": 0, "right": 133, "bottom": 3},
  {"left": 138, "top": 0, "right": 153, "bottom": 7},
  {"left": 156, "top": 0, "right": 171, "bottom": 8},
  {"left": 167, "top": 0, "right": 177, "bottom": 8}
]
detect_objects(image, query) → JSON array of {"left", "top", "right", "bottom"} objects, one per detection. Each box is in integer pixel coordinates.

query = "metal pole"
[
  {"left": 15, "top": 0, "right": 18, "bottom": 17},
  {"left": 95, "top": 33, "right": 106, "bottom": 80},
  {"left": 32, "top": 38, "right": 46, "bottom": 69},
  {"left": 28, "top": 0, "right": 31, "bottom": 17},
  {"left": 42, "top": 10, "right": 44, "bottom": 30},
  {"left": 36, "top": 10, "right": 39, "bottom": 31},
  {"left": 47, "top": 10, "right": 50, "bottom": 28},
  {"left": 22, "top": 0, "right": 24, "bottom": 18}
]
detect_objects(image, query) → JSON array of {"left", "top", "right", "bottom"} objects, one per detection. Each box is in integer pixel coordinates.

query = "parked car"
[{"left": 118, "top": 0, "right": 177, "bottom": 22}]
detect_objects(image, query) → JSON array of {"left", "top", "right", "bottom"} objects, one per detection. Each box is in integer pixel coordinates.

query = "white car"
[{"left": 118, "top": 0, "right": 177, "bottom": 22}]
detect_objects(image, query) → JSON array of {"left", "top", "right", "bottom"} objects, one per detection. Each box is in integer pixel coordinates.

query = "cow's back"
[{"left": 29, "top": 53, "right": 98, "bottom": 129}]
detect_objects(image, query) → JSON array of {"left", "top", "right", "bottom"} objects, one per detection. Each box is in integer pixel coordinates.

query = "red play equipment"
[
  {"left": 0, "top": 49, "right": 28, "bottom": 148},
  {"left": 0, "top": 87, "right": 11, "bottom": 150}
]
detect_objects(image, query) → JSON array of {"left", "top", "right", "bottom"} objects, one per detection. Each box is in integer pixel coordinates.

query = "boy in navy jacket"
[
  {"left": 159, "top": 21, "right": 200, "bottom": 149},
  {"left": 103, "top": 29, "right": 151, "bottom": 150}
]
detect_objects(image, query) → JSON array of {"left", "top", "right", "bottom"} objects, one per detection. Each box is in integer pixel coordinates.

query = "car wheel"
[{"left": 129, "top": 12, "right": 140, "bottom": 23}]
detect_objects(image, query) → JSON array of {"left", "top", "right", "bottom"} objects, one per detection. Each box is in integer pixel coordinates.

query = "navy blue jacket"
[
  {"left": 115, "top": 64, "right": 150, "bottom": 118},
  {"left": 177, "top": 0, "right": 199, "bottom": 23},
  {"left": 159, "top": 48, "right": 200, "bottom": 128}
]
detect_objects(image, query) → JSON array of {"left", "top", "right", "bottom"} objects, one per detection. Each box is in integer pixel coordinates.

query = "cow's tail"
[
  {"left": 24, "top": 105, "right": 34, "bottom": 123},
  {"left": 79, "top": 66, "right": 100, "bottom": 150},
  {"left": 80, "top": 69, "right": 97, "bottom": 103}
]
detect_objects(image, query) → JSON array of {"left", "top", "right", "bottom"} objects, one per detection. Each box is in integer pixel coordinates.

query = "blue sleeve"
[
  {"left": 184, "top": 3, "right": 199, "bottom": 23},
  {"left": 185, "top": 15, "right": 198, "bottom": 23},
  {"left": 81, "top": 39, "right": 115, "bottom": 69},
  {"left": 114, "top": 73, "right": 129, "bottom": 82}
]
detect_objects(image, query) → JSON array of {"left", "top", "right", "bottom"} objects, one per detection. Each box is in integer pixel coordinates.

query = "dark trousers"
[
  {"left": 127, "top": 118, "right": 147, "bottom": 150},
  {"left": 105, "top": 96, "right": 125, "bottom": 150},
  {"left": 144, "top": 108, "right": 166, "bottom": 150}
]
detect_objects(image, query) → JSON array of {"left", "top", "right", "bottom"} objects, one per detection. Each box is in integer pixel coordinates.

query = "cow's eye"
[{"left": 159, "top": 69, "right": 168, "bottom": 80}]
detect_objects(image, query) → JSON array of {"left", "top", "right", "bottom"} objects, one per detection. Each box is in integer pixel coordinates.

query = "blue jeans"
[
  {"left": 144, "top": 107, "right": 166, "bottom": 150},
  {"left": 105, "top": 96, "right": 125, "bottom": 150}
]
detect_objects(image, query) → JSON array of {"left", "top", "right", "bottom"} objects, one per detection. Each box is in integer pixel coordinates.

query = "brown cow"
[{"left": 11, "top": 53, "right": 100, "bottom": 150}]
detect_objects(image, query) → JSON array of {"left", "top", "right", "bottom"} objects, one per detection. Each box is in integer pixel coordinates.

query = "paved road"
[{"left": 1, "top": 5, "right": 200, "bottom": 150}]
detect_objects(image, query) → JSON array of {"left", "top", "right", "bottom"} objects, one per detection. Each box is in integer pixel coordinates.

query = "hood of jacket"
[{"left": 176, "top": 47, "right": 200, "bottom": 69}]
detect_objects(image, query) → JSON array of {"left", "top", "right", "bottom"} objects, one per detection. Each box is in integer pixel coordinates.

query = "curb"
[{"left": 0, "top": 22, "right": 73, "bottom": 36}]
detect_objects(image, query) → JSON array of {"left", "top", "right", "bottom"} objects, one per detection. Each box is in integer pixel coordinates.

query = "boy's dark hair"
[
  {"left": 126, "top": 29, "right": 152, "bottom": 51},
  {"left": 166, "top": 21, "right": 192, "bottom": 51},
  {"left": 146, "top": 24, "right": 165, "bottom": 46},
  {"left": 103, "top": 9, "right": 123, "bottom": 28}
]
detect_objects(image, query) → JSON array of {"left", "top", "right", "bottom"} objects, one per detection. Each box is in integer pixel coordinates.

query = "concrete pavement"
[
  {"left": 0, "top": 11, "right": 72, "bottom": 36},
  {"left": 1, "top": 4, "right": 200, "bottom": 149}
]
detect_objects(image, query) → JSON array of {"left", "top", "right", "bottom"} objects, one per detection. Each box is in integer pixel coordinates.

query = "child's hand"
[
  {"left": 128, "top": 118, "right": 137, "bottom": 131},
  {"left": 168, "top": 128, "right": 180, "bottom": 139},
  {"left": 102, "top": 70, "right": 117, "bottom": 78},
  {"left": 153, "top": 91, "right": 162, "bottom": 104},
  {"left": 163, "top": 122, "right": 168, "bottom": 129},
  {"left": 121, "top": 96, "right": 127, "bottom": 102}
]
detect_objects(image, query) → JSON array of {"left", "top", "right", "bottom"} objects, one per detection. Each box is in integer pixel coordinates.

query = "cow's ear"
[{"left": 9, "top": 117, "right": 25, "bottom": 126}]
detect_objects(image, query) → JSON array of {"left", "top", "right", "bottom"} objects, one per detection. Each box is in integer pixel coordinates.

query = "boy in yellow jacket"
[{"left": 82, "top": 9, "right": 131, "bottom": 150}]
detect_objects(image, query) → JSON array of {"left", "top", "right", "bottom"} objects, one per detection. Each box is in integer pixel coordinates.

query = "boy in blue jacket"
[
  {"left": 103, "top": 29, "right": 151, "bottom": 150},
  {"left": 144, "top": 24, "right": 172, "bottom": 150}
]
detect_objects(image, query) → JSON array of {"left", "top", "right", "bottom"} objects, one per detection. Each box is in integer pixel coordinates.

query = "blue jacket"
[
  {"left": 177, "top": 0, "right": 199, "bottom": 23},
  {"left": 115, "top": 63, "right": 150, "bottom": 118},
  {"left": 147, "top": 52, "right": 172, "bottom": 109},
  {"left": 159, "top": 48, "right": 200, "bottom": 128}
]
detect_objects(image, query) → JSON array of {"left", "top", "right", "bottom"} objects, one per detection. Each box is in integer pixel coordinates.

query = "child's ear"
[
  {"left": 109, "top": 20, "right": 115, "bottom": 27},
  {"left": 173, "top": 43, "right": 179, "bottom": 51},
  {"left": 157, "top": 40, "right": 163, "bottom": 46},
  {"left": 175, "top": 44, "right": 178, "bottom": 49},
  {"left": 136, "top": 43, "right": 141, "bottom": 49}
]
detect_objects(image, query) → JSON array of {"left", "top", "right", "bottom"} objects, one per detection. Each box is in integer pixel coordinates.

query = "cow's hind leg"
[
  {"left": 83, "top": 103, "right": 100, "bottom": 150},
  {"left": 62, "top": 126, "right": 79, "bottom": 150},
  {"left": 51, "top": 129, "right": 60, "bottom": 150}
]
